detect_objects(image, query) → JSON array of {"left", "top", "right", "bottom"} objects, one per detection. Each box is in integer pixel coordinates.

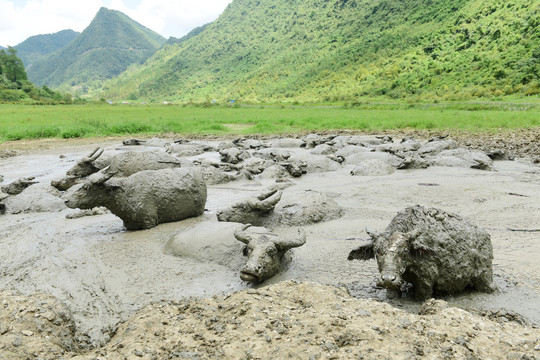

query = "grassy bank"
[{"left": 0, "top": 102, "right": 538, "bottom": 142}]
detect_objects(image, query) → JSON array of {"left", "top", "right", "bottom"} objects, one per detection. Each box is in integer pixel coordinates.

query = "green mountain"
[
  {"left": 1, "top": 47, "right": 69, "bottom": 104},
  {"left": 103, "top": 0, "right": 539, "bottom": 102},
  {"left": 14, "top": 30, "right": 79, "bottom": 68},
  {"left": 27, "top": 7, "right": 166, "bottom": 93}
]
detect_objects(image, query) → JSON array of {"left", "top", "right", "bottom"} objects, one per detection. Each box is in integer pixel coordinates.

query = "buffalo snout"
[{"left": 377, "top": 273, "right": 401, "bottom": 289}]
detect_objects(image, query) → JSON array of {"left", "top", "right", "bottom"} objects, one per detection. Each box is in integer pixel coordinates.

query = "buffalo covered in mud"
[
  {"left": 234, "top": 224, "right": 306, "bottom": 282},
  {"left": 348, "top": 205, "right": 494, "bottom": 299},
  {"left": 64, "top": 167, "right": 207, "bottom": 230},
  {"left": 165, "top": 220, "right": 306, "bottom": 283}
]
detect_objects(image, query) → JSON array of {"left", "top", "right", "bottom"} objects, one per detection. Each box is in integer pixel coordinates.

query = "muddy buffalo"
[
  {"left": 217, "top": 190, "right": 282, "bottom": 226},
  {"left": 51, "top": 148, "right": 106, "bottom": 190},
  {"left": 165, "top": 220, "right": 306, "bottom": 282},
  {"left": 2, "top": 176, "right": 38, "bottom": 195},
  {"left": 234, "top": 224, "right": 306, "bottom": 282},
  {"left": 52, "top": 147, "right": 184, "bottom": 191},
  {"left": 348, "top": 205, "right": 494, "bottom": 299},
  {"left": 64, "top": 167, "right": 207, "bottom": 230}
]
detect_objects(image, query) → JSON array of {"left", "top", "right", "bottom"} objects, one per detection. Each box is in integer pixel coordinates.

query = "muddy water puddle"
[{"left": 1, "top": 140, "right": 540, "bottom": 346}]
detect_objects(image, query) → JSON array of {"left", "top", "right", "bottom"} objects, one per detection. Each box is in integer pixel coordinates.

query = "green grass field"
[{"left": 0, "top": 102, "right": 538, "bottom": 142}]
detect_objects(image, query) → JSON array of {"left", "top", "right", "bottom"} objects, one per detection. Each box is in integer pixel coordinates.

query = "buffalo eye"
[{"left": 242, "top": 246, "right": 250, "bottom": 257}]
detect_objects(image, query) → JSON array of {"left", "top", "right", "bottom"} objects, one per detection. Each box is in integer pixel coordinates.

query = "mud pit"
[{"left": 1, "top": 132, "right": 540, "bottom": 358}]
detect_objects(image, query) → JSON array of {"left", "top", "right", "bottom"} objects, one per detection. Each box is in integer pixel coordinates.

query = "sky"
[{"left": 0, "top": 0, "right": 233, "bottom": 47}]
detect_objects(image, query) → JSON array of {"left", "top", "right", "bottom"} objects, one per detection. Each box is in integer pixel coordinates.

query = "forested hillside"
[
  {"left": 103, "top": 0, "right": 539, "bottom": 102},
  {"left": 0, "top": 47, "right": 69, "bottom": 103},
  {"left": 27, "top": 7, "right": 166, "bottom": 94},
  {"left": 15, "top": 30, "right": 79, "bottom": 69}
]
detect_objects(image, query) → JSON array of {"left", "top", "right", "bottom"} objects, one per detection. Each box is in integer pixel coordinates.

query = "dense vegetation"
[
  {"left": 27, "top": 7, "right": 166, "bottom": 95},
  {"left": 0, "top": 48, "right": 69, "bottom": 104},
  {"left": 14, "top": 30, "right": 79, "bottom": 69},
  {"left": 102, "top": 0, "right": 539, "bottom": 102},
  {"left": 0, "top": 102, "right": 538, "bottom": 141}
]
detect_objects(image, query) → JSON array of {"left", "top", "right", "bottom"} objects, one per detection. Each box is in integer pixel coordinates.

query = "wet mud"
[{"left": 0, "top": 135, "right": 539, "bottom": 348}]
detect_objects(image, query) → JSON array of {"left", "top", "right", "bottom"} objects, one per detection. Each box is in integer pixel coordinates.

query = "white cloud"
[
  {"left": 120, "top": 0, "right": 233, "bottom": 38},
  {"left": 0, "top": 1, "right": 16, "bottom": 34},
  {"left": 0, "top": 0, "right": 104, "bottom": 46},
  {"left": 0, "top": 0, "right": 232, "bottom": 47}
]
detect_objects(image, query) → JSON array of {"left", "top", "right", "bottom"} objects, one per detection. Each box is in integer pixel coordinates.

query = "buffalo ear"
[
  {"left": 365, "top": 227, "right": 380, "bottom": 240},
  {"left": 348, "top": 241, "right": 375, "bottom": 261},
  {"left": 90, "top": 167, "right": 115, "bottom": 185}
]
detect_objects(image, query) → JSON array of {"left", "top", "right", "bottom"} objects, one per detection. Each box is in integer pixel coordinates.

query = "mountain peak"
[
  {"left": 26, "top": 7, "right": 166, "bottom": 89},
  {"left": 95, "top": 7, "right": 123, "bottom": 18}
]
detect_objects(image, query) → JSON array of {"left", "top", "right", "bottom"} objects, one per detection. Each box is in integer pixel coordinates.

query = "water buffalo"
[
  {"left": 348, "top": 205, "right": 494, "bottom": 299},
  {"left": 281, "top": 159, "right": 307, "bottom": 177},
  {"left": 216, "top": 190, "right": 282, "bottom": 226},
  {"left": 270, "top": 191, "right": 343, "bottom": 226},
  {"left": 428, "top": 148, "right": 494, "bottom": 170},
  {"left": 350, "top": 159, "right": 395, "bottom": 176},
  {"left": 217, "top": 190, "right": 342, "bottom": 227},
  {"left": 2, "top": 176, "right": 38, "bottom": 195},
  {"left": 165, "top": 221, "right": 306, "bottom": 283},
  {"left": 52, "top": 148, "right": 184, "bottom": 191},
  {"left": 64, "top": 167, "right": 207, "bottom": 230},
  {"left": 51, "top": 148, "right": 106, "bottom": 190},
  {"left": 234, "top": 224, "right": 306, "bottom": 282},
  {"left": 219, "top": 147, "right": 251, "bottom": 164}
]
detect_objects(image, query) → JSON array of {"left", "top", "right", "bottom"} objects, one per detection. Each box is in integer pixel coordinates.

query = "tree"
[
  {"left": 1, "top": 47, "right": 69, "bottom": 104},
  {"left": 0, "top": 47, "right": 27, "bottom": 84},
  {"left": 0, "top": 49, "right": 5, "bottom": 82}
]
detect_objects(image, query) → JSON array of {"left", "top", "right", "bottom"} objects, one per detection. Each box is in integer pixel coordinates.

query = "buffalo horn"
[
  {"left": 249, "top": 190, "right": 282, "bottom": 211},
  {"left": 274, "top": 229, "right": 306, "bottom": 251},
  {"left": 79, "top": 147, "right": 104, "bottom": 165},
  {"left": 234, "top": 224, "right": 254, "bottom": 244}
]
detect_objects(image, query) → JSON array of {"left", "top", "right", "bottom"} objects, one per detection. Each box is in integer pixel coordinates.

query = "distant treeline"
[{"left": 0, "top": 47, "right": 72, "bottom": 104}]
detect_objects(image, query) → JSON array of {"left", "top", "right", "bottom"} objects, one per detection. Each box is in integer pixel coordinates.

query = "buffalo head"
[
  {"left": 348, "top": 230, "right": 422, "bottom": 291},
  {"left": 52, "top": 147, "right": 104, "bottom": 191},
  {"left": 234, "top": 224, "right": 306, "bottom": 282},
  {"left": 63, "top": 167, "right": 116, "bottom": 210}
]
